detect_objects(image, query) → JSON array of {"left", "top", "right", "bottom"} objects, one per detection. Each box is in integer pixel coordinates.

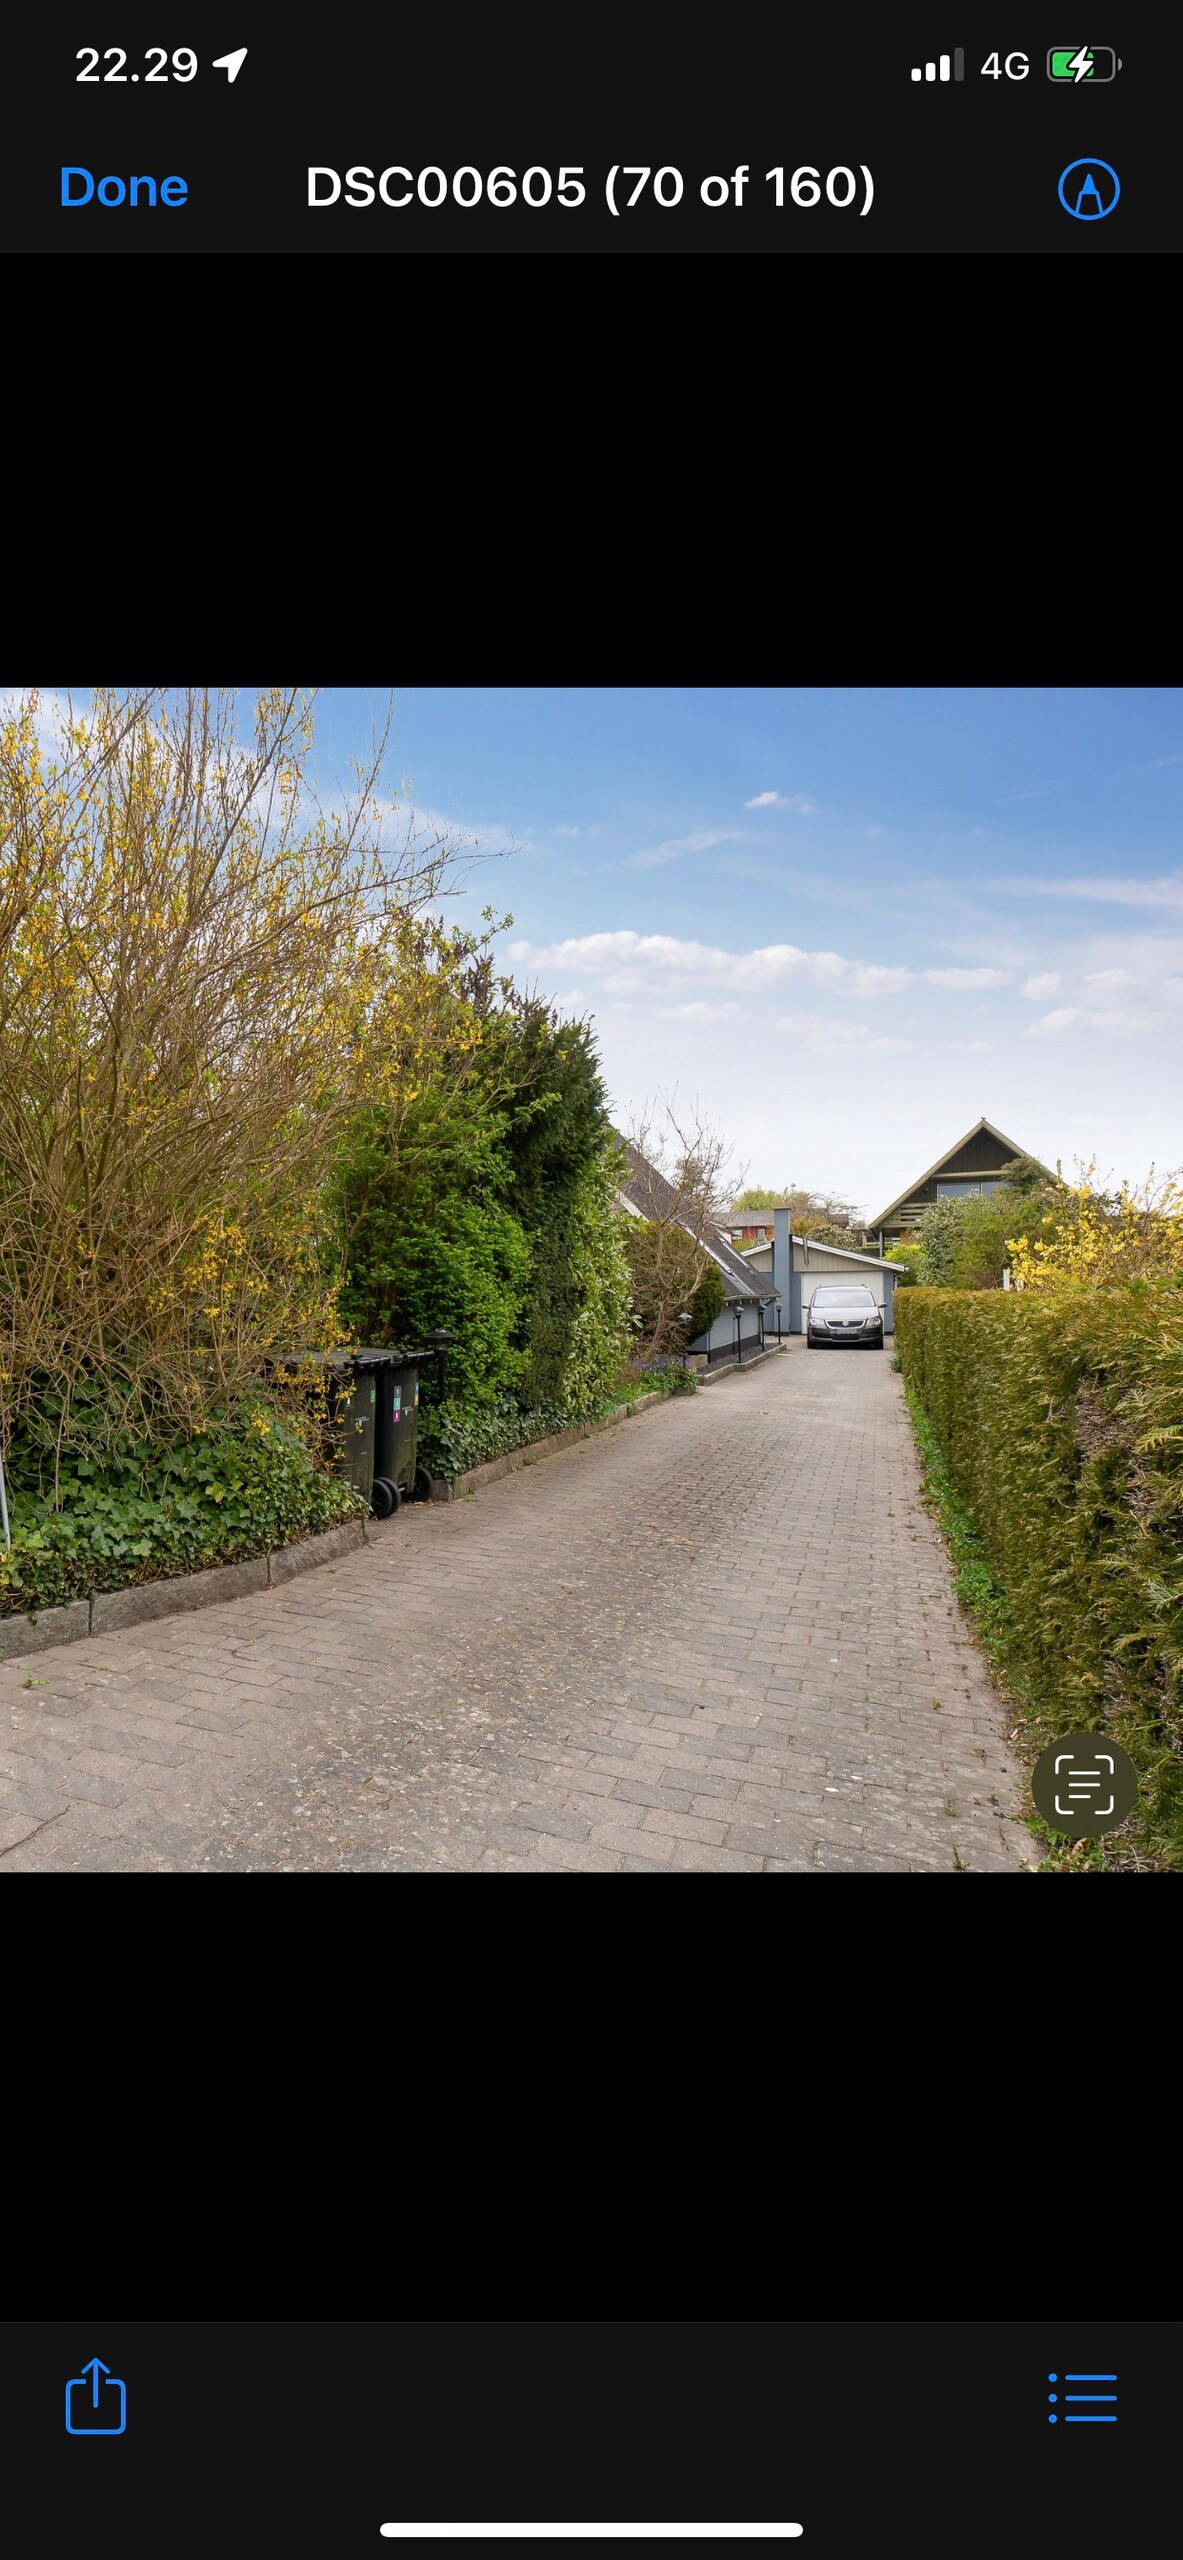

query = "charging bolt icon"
[{"left": 1047, "top": 45, "right": 1120, "bottom": 78}]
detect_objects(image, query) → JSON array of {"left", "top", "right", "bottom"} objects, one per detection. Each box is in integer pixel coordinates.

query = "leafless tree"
[{"left": 619, "top": 1092, "right": 744, "bottom": 1359}]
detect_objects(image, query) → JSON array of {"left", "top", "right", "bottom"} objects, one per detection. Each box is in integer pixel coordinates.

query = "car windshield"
[{"left": 812, "top": 1289, "right": 875, "bottom": 1306}]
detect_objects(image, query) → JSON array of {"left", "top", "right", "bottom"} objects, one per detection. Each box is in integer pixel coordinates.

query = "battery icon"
[{"left": 1047, "top": 45, "right": 1119, "bottom": 79}]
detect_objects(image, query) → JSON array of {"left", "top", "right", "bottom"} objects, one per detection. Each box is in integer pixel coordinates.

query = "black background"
[
  {"left": 5, "top": 8, "right": 1176, "bottom": 250},
  {"left": 2, "top": 2321, "right": 1177, "bottom": 2559}
]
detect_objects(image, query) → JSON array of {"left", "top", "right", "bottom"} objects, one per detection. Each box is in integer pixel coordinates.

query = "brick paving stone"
[{"left": 0, "top": 1342, "right": 1039, "bottom": 1872}]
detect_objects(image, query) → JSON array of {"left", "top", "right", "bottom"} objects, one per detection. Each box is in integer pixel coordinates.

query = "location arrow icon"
[{"left": 212, "top": 46, "right": 248, "bottom": 80}]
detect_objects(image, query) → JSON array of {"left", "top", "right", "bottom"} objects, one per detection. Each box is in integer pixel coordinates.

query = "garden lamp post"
[
  {"left": 679, "top": 1311, "right": 691, "bottom": 1373},
  {"left": 425, "top": 1327, "right": 454, "bottom": 1403}
]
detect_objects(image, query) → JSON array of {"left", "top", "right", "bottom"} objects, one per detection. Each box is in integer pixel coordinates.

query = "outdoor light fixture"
[{"left": 425, "top": 1327, "right": 454, "bottom": 1400}]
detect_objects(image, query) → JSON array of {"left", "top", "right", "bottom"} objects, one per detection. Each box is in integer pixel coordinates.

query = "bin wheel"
[
  {"left": 413, "top": 1464, "right": 433, "bottom": 1501},
  {"left": 371, "top": 1477, "right": 398, "bottom": 1518}
]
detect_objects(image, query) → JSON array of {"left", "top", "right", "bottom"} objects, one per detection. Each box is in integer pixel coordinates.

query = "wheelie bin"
[
  {"left": 361, "top": 1349, "right": 425, "bottom": 1515},
  {"left": 266, "top": 1348, "right": 384, "bottom": 1509}
]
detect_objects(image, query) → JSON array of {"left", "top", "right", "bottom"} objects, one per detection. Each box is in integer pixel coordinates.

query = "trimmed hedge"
[{"left": 894, "top": 1284, "right": 1183, "bottom": 1864}]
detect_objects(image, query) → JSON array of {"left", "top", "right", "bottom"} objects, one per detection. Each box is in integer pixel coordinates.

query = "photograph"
[{"left": 2, "top": 683, "right": 1181, "bottom": 1875}]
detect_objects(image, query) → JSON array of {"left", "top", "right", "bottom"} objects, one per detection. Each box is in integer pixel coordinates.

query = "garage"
[{"left": 739, "top": 1212, "right": 906, "bottom": 1335}]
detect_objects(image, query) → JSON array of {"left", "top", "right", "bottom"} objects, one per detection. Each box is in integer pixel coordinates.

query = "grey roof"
[
  {"left": 615, "top": 1139, "right": 778, "bottom": 1305},
  {"left": 793, "top": 1235, "right": 907, "bottom": 1272}
]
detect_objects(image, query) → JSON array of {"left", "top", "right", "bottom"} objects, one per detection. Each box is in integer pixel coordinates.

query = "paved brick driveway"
[{"left": 0, "top": 1342, "right": 1037, "bottom": 1872}]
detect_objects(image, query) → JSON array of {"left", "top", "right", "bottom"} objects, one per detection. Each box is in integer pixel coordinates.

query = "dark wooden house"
[{"left": 868, "top": 1118, "right": 1051, "bottom": 1255}]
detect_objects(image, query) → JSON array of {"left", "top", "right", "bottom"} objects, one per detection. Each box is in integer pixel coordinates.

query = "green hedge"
[
  {"left": 0, "top": 1406, "right": 365, "bottom": 1621},
  {"left": 894, "top": 1284, "right": 1183, "bottom": 1863},
  {"left": 417, "top": 1364, "right": 696, "bottom": 1481}
]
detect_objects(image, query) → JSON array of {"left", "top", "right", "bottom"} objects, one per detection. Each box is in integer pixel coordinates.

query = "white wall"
[{"left": 798, "top": 1245, "right": 888, "bottom": 1308}]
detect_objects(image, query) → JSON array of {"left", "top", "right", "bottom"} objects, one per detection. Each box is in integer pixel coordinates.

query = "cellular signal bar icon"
[{"left": 912, "top": 49, "right": 965, "bottom": 79}]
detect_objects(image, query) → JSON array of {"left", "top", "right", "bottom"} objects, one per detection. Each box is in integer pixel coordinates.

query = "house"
[
  {"left": 742, "top": 1216, "right": 907, "bottom": 1335},
  {"left": 720, "top": 1213, "right": 775, "bottom": 1246},
  {"left": 615, "top": 1141, "right": 781, "bottom": 1367},
  {"left": 866, "top": 1117, "right": 1051, "bottom": 1256}
]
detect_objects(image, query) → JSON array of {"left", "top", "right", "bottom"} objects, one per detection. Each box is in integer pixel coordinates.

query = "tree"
[
  {"left": 620, "top": 1094, "right": 739, "bottom": 1358},
  {"left": 560, "top": 1143, "right": 636, "bottom": 1410},
  {"left": 685, "top": 1261, "right": 726, "bottom": 1342},
  {"left": 479, "top": 996, "right": 626, "bottom": 1407},
  {"left": 912, "top": 1160, "right": 1075, "bottom": 1289},
  {"left": 0, "top": 685, "right": 477, "bottom": 1489},
  {"left": 629, "top": 1092, "right": 742, "bottom": 1235},
  {"left": 332, "top": 960, "right": 633, "bottom": 1415},
  {"left": 623, "top": 1219, "right": 714, "bottom": 1358},
  {"left": 730, "top": 1182, "right": 863, "bottom": 1245},
  {"left": 887, "top": 1238, "right": 925, "bottom": 1289}
]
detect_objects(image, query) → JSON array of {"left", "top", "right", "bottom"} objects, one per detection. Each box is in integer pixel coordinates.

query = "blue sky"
[
  {"left": 311, "top": 687, "right": 1183, "bottom": 1220},
  {"left": 29, "top": 685, "right": 1181, "bottom": 1223}
]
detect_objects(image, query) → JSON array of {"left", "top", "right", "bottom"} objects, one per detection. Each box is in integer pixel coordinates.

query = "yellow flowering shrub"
[
  {"left": 1008, "top": 1161, "right": 1183, "bottom": 1291},
  {"left": 0, "top": 685, "right": 474, "bottom": 1483}
]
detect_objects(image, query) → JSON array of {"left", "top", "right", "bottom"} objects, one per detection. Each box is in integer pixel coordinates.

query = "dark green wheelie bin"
[
  {"left": 266, "top": 1348, "right": 384, "bottom": 1510},
  {"left": 362, "top": 1349, "right": 425, "bottom": 1515}
]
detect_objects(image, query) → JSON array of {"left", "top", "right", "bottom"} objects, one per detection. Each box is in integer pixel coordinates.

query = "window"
[{"left": 811, "top": 1287, "right": 877, "bottom": 1307}]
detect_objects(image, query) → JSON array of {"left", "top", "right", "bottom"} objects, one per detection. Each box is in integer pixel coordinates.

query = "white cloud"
[
  {"left": 1025, "top": 1009, "right": 1079, "bottom": 1036},
  {"left": 865, "top": 824, "right": 885, "bottom": 837},
  {"left": 1083, "top": 968, "right": 1137, "bottom": 987},
  {"left": 625, "top": 830, "right": 741, "bottom": 870},
  {"left": 1021, "top": 972, "right": 1062, "bottom": 999},
  {"left": 508, "top": 931, "right": 1032, "bottom": 1004},
  {"left": 774, "top": 1012, "right": 912, "bottom": 1055},
  {"left": 744, "top": 790, "right": 820, "bottom": 812},
  {"left": 1025, "top": 1003, "right": 1165, "bottom": 1040},
  {"left": 659, "top": 1001, "right": 747, "bottom": 1024},
  {"left": 507, "top": 930, "right": 910, "bottom": 997},
  {"left": 922, "top": 967, "right": 1012, "bottom": 990},
  {"left": 555, "top": 823, "right": 580, "bottom": 838}
]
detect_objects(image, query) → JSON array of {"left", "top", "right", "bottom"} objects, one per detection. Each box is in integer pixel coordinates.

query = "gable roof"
[
  {"left": 614, "top": 1139, "right": 777, "bottom": 1304},
  {"left": 868, "top": 1118, "right": 1048, "bottom": 1231},
  {"left": 737, "top": 1233, "right": 905, "bottom": 1272},
  {"left": 794, "top": 1235, "right": 908, "bottom": 1272}
]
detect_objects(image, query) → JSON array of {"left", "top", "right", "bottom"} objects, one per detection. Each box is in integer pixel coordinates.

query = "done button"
[{"left": 61, "top": 168, "right": 188, "bottom": 206}]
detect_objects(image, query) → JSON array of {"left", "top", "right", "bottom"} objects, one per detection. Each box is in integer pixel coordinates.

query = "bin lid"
[
  {"left": 267, "top": 1347, "right": 386, "bottom": 1372},
  {"left": 355, "top": 1344, "right": 423, "bottom": 1367}
]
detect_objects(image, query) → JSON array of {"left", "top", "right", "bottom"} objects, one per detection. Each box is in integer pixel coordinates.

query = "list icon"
[{"left": 1047, "top": 2370, "right": 1117, "bottom": 2422}]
